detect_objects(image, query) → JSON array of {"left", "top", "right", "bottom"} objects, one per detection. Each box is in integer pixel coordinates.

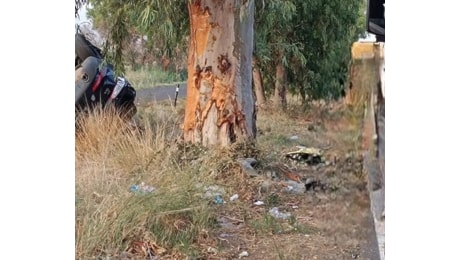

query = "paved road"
[{"left": 135, "top": 83, "right": 187, "bottom": 104}]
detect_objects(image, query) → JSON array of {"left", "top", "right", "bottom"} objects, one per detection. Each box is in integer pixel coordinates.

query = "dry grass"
[
  {"left": 76, "top": 58, "right": 380, "bottom": 259},
  {"left": 75, "top": 103, "right": 369, "bottom": 259},
  {"left": 75, "top": 105, "right": 218, "bottom": 259}
]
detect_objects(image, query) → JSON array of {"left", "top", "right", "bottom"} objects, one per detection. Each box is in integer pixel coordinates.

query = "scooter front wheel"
[{"left": 75, "top": 56, "right": 101, "bottom": 104}]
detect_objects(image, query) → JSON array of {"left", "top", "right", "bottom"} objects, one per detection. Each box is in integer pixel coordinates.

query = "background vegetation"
[{"left": 78, "top": 0, "right": 366, "bottom": 101}]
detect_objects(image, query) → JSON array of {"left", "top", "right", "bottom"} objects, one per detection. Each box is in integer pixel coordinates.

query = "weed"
[{"left": 267, "top": 193, "right": 280, "bottom": 206}]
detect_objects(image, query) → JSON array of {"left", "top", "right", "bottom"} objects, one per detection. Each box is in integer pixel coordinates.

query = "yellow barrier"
[{"left": 352, "top": 42, "right": 384, "bottom": 60}]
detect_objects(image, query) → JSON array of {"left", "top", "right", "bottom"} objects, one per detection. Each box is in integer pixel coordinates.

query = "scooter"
[{"left": 75, "top": 29, "right": 137, "bottom": 120}]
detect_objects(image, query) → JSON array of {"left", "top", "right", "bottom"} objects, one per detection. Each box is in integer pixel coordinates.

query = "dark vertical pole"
[{"left": 174, "top": 84, "right": 179, "bottom": 107}]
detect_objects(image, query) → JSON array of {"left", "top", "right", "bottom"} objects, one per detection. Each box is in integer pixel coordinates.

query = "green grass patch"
[
  {"left": 125, "top": 65, "right": 187, "bottom": 89},
  {"left": 250, "top": 212, "right": 314, "bottom": 236}
]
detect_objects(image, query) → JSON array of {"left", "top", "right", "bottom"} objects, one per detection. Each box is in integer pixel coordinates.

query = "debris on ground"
[
  {"left": 214, "top": 195, "right": 224, "bottom": 204},
  {"left": 237, "top": 158, "right": 259, "bottom": 177},
  {"left": 281, "top": 180, "right": 306, "bottom": 194},
  {"left": 285, "top": 146, "right": 323, "bottom": 165},
  {"left": 130, "top": 182, "right": 155, "bottom": 194},
  {"left": 289, "top": 135, "right": 299, "bottom": 140},
  {"left": 254, "top": 200, "right": 264, "bottom": 206},
  {"left": 269, "top": 207, "right": 292, "bottom": 220},
  {"left": 200, "top": 184, "right": 226, "bottom": 199},
  {"left": 238, "top": 251, "right": 249, "bottom": 258},
  {"left": 230, "top": 194, "right": 239, "bottom": 201},
  {"left": 263, "top": 164, "right": 303, "bottom": 182},
  {"left": 305, "top": 178, "right": 333, "bottom": 192},
  {"left": 207, "top": 247, "right": 218, "bottom": 255}
]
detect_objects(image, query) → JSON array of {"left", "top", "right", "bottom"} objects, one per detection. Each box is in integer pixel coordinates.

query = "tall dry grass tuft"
[{"left": 75, "top": 105, "right": 215, "bottom": 259}]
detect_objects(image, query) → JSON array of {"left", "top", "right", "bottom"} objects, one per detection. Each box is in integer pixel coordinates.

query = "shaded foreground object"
[
  {"left": 75, "top": 31, "right": 137, "bottom": 121},
  {"left": 285, "top": 146, "right": 324, "bottom": 165}
]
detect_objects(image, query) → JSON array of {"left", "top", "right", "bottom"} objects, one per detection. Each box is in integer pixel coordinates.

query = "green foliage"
[
  {"left": 255, "top": 0, "right": 365, "bottom": 101},
  {"left": 84, "top": 0, "right": 130, "bottom": 74},
  {"left": 266, "top": 193, "right": 280, "bottom": 206},
  {"left": 298, "top": 0, "right": 364, "bottom": 100},
  {"left": 81, "top": 0, "right": 364, "bottom": 99},
  {"left": 85, "top": 0, "right": 189, "bottom": 75}
]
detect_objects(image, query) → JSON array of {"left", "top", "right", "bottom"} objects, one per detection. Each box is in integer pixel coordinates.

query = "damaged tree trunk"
[
  {"left": 184, "top": 0, "right": 256, "bottom": 147},
  {"left": 274, "top": 62, "right": 287, "bottom": 110},
  {"left": 252, "top": 55, "right": 266, "bottom": 107}
]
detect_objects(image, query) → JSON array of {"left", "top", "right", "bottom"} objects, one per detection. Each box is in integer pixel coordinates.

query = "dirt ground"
[
  {"left": 114, "top": 58, "right": 382, "bottom": 259},
  {"left": 128, "top": 78, "right": 381, "bottom": 259},
  {"left": 189, "top": 102, "right": 381, "bottom": 260}
]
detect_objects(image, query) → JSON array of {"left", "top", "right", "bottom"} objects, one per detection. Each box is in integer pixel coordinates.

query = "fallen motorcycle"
[{"left": 75, "top": 29, "right": 137, "bottom": 121}]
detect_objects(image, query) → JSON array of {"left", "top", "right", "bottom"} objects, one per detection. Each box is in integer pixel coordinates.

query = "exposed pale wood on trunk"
[{"left": 183, "top": 0, "right": 256, "bottom": 147}]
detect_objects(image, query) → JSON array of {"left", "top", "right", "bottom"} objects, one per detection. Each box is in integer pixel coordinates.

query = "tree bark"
[
  {"left": 183, "top": 0, "right": 256, "bottom": 147},
  {"left": 252, "top": 55, "right": 266, "bottom": 107},
  {"left": 274, "top": 62, "right": 287, "bottom": 110}
]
